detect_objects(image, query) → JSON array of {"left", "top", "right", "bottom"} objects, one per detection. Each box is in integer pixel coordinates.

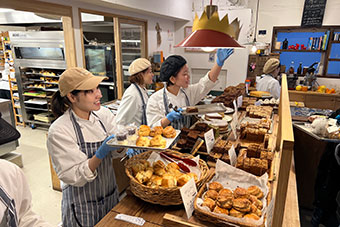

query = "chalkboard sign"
[{"left": 301, "top": 0, "right": 327, "bottom": 27}]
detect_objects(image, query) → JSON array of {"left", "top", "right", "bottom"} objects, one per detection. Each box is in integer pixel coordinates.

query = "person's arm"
[{"left": 208, "top": 48, "right": 234, "bottom": 82}]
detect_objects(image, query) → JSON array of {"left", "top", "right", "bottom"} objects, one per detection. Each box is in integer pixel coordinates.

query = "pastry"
[
  {"left": 135, "top": 168, "right": 153, "bottom": 184},
  {"left": 233, "top": 187, "right": 249, "bottom": 199},
  {"left": 202, "top": 198, "right": 216, "bottom": 211},
  {"left": 146, "top": 175, "right": 163, "bottom": 188},
  {"left": 244, "top": 213, "right": 260, "bottom": 220},
  {"left": 218, "top": 188, "right": 233, "bottom": 197},
  {"left": 163, "top": 126, "right": 176, "bottom": 138},
  {"left": 216, "top": 195, "right": 233, "bottom": 209},
  {"left": 229, "top": 208, "right": 244, "bottom": 218},
  {"left": 136, "top": 136, "right": 150, "bottom": 147},
  {"left": 187, "top": 172, "right": 198, "bottom": 182},
  {"left": 132, "top": 162, "right": 147, "bottom": 176},
  {"left": 208, "top": 182, "right": 223, "bottom": 192},
  {"left": 177, "top": 174, "right": 192, "bottom": 187},
  {"left": 153, "top": 160, "right": 166, "bottom": 176},
  {"left": 149, "top": 126, "right": 163, "bottom": 137},
  {"left": 213, "top": 206, "right": 229, "bottom": 215},
  {"left": 161, "top": 174, "right": 177, "bottom": 187},
  {"left": 204, "top": 190, "right": 219, "bottom": 200},
  {"left": 149, "top": 135, "right": 166, "bottom": 148},
  {"left": 250, "top": 204, "right": 262, "bottom": 217},
  {"left": 249, "top": 195, "right": 263, "bottom": 209},
  {"left": 247, "top": 186, "right": 264, "bottom": 199},
  {"left": 138, "top": 125, "right": 151, "bottom": 136},
  {"left": 166, "top": 162, "right": 180, "bottom": 171},
  {"left": 232, "top": 198, "right": 251, "bottom": 213}
]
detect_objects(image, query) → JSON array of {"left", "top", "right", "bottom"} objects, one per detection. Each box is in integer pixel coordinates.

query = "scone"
[
  {"left": 229, "top": 208, "right": 244, "bottom": 218},
  {"left": 177, "top": 174, "right": 192, "bottom": 187},
  {"left": 233, "top": 187, "right": 249, "bottom": 199},
  {"left": 161, "top": 174, "right": 177, "bottom": 188},
  {"left": 136, "top": 136, "right": 150, "bottom": 147},
  {"left": 249, "top": 195, "right": 263, "bottom": 209},
  {"left": 146, "top": 175, "right": 163, "bottom": 188},
  {"left": 187, "top": 172, "right": 198, "bottom": 182},
  {"left": 149, "top": 135, "right": 166, "bottom": 148},
  {"left": 202, "top": 198, "right": 216, "bottom": 211},
  {"left": 153, "top": 160, "right": 166, "bottom": 176},
  {"left": 138, "top": 125, "right": 151, "bottom": 136},
  {"left": 213, "top": 206, "right": 229, "bottom": 215},
  {"left": 218, "top": 188, "right": 233, "bottom": 197},
  {"left": 232, "top": 198, "right": 251, "bottom": 213},
  {"left": 216, "top": 195, "right": 233, "bottom": 209},
  {"left": 204, "top": 190, "right": 219, "bottom": 200},
  {"left": 149, "top": 126, "right": 163, "bottom": 137},
  {"left": 244, "top": 213, "right": 260, "bottom": 220},
  {"left": 208, "top": 182, "right": 223, "bottom": 192},
  {"left": 163, "top": 126, "right": 176, "bottom": 138},
  {"left": 247, "top": 185, "right": 264, "bottom": 199}
]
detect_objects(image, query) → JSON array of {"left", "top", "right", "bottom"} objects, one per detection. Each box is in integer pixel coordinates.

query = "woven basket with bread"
[{"left": 125, "top": 150, "right": 209, "bottom": 205}]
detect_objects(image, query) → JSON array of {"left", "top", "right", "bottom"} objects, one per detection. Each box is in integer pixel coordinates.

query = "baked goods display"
[
  {"left": 240, "top": 118, "right": 271, "bottom": 144},
  {"left": 201, "top": 183, "right": 264, "bottom": 221},
  {"left": 235, "top": 144, "right": 274, "bottom": 176},
  {"left": 162, "top": 126, "right": 176, "bottom": 138},
  {"left": 138, "top": 125, "right": 151, "bottom": 136},
  {"left": 208, "top": 139, "right": 240, "bottom": 164},
  {"left": 149, "top": 135, "right": 167, "bottom": 148},
  {"left": 241, "top": 97, "right": 257, "bottom": 109},
  {"left": 176, "top": 123, "right": 212, "bottom": 152},
  {"left": 246, "top": 105, "right": 273, "bottom": 119},
  {"left": 149, "top": 126, "right": 163, "bottom": 137},
  {"left": 249, "top": 91, "right": 271, "bottom": 98},
  {"left": 212, "top": 83, "right": 246, "bottom": 108}
]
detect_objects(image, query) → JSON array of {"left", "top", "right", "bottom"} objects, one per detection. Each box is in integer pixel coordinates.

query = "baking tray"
[
  {"left": 182, "top": 103, "right": 227, "bottom": 116},
  {"left": 107, "top": 130, "right": 181, "bottom": 150}
]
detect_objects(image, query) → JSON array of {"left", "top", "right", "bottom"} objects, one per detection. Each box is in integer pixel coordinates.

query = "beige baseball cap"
[
  {"left": 263, "top": 58, "right": 280, "bottom": 74},
  {"left": 128, "top": 58, "right": 151, "bottom": 76},
  {"left": 59, "top": 67, "right": 107, "bottom": 97}
]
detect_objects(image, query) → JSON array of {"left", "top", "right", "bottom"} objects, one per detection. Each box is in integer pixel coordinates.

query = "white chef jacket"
[
  {"left": 256, "top": 74, "right": 281, "bottom": 99},
  {"left": 0, "top": 159, "right": 52, "bottom": 227},
  {"left": 47, "top": 107, "right": 123, "bottom": 188},
  {"left": 146, "top": 72, "right": 217, "bottom": 127},
  {"left": 115, "top": 83, "right": 148, "bottom": 126}
]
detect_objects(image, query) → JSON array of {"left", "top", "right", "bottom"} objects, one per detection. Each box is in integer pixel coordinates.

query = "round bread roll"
[
  {"left": 244, "top": 213, "right": 260, "bottom": 220},
  {"left": 177, "top": 174, "right": 192, "bottom": 187},
  {"left": 233, "top": 187, "right": 249, "bottom": 199},
  {"left": 147, "top": 175, "right": 163, "bottom": 188},
  {"left": 232, "top": 198, "right": 251, "bottom": 213},
  {"left": 229, "top": 208, "right": 244, "bottom": 218},
  {"left": 187, "top": 172, "right": 198, "bottom": 182},
  {"left": 250, "top": 204, "right": 262, "bottom": 217},
  {"left": 161, "top": 174, "right": 177, "bottom": 188},
  {"left": 202, "top": 198, "right": 216, "bottom": 212},
  {"left": 136, "top": 136, "right": 150, "bottom": 147},
  {"left": 213, "top": 206, "right": 229, "bottom": 215},
  {"left": 149, "top": 135, "right": 166, "bottom": 148},
  {"left": 204, "top": 190, "right": 219, "bottom": 200},
  {"left": 216, "top": 195, "right": 233, "bottom": 209},
  {"left": 247, "top": 185, "right": 264, "bottom": 199},
  {"left": 138, "top": 125, "right": 151, "bottom": 136},
  {"left": 166, "top": 162, "right": 180, "bottom": 171},
  {"left": 249, "top": 195, "right": 263, "bottom": 209},
  {"left": 162, "top": 126, "right": 176, "bottom": 138},
  {"left": 149, "top": 126, "right": 163, "bottom": 137},
  {"left": 208, "top": 182, "right": 223, "bottom": 192},
  {"left": 219, "top": 188, "right": 233, "bottom": 197}
]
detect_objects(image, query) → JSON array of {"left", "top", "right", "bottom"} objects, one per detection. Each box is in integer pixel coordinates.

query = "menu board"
[{"left": 301, "top": 0, "right": 327, "bottom": 27}]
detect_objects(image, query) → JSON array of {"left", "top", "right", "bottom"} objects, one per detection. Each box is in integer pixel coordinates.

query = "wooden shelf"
[
  {"left": 328, "top": 58, "right": 340, "bottom": 61},
  {"left": 272, "top": 49, "right": 325, "bottom": 52}
]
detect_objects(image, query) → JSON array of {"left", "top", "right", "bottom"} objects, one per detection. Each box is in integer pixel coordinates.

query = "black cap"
[
  {"left": 0, "top": 112, "right": 20, "bottom": 145},
  {"left": 160, "top": 55, "right": 187, "bottom": 82}
]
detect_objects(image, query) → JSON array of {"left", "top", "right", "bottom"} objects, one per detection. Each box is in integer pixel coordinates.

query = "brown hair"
[
  {"left": 129, "top": 68, "right": 148, "bottom": 85},
  {"left": 51, "top": 90, "right": 91, "bottom": 118}
]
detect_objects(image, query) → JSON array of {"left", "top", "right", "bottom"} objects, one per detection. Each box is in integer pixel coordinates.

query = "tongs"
[
  {"left": 159, "top": 152, "right": 191, "bottom": 173},
  {"left": 161, "top": 151, "right": 197, "bottom": 166}
]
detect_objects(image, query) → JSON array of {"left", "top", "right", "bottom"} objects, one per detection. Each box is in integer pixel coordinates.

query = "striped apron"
[
  {"left": 0, "top": 186, "right": 18, "bottom": 227},
  {"left": 62, "top": 112, "right": 119, "bottom": 227},
  {"left": 163, "top": 87, "right": 191, "bottom": 130},
  {"left": 132, "top": 83, "right": 148, "bottom": 125}
]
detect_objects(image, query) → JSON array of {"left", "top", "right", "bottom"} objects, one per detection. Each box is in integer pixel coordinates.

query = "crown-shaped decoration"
[{"left": 192, "top": 10, "right": 241, "bottom": 40}]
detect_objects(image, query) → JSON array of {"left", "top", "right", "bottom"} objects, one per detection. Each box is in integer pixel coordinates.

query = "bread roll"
[
  {"left": 232, "top": 198, "right": 251, "bottom": 213},
  {"left": 247, "top": 185, "right": 263, "bottom": 199},
  {"left": 244, "top": 213, "right": 260, "bottom": 220},
  {"left": 177, "top": 174, "right": 192, "bottom": 187},
  {"left": 161, "top": 174, "right": 177, "bottom": 188},
  {"left": 202, "top": 198, "right": 216, "bottom": 211},
  {"left": 213, "top": 206, "right": 229, "bottom": 215},
  {"left": 136, "top": 136, "right": 150, "bottom": 147},
  {"left": 147, "top": 175, "right": 163, "bottom": 188},
  {"left": 249, "top": 195, "right": 263, "bottom": 209},
  {"left": 132, "top": 163, "right": 145, "bottom": 176},
  {"left": 187, "top": 172, "right": 198, "bottom": 182},
  {"left": 153, "top": 160, "right": 166, "bottom": 176},
  {"left": 250, "top": 204, "right": 262, "bottom": 217},
  {"left": 233, "top": 187, "right": 249, "bottom": 199},
  {"left": 218, "top": 188, "right": 233, "bottom": 197},
  {"left": 162, "top": 126, "right": 176, "bottom": 138},
  {"left": 138, "top": 125, "right": 151, "bottom": 136},
  {"left": 208, "top": 182, "right": 223, "bottom": 192},
  {"left": 149, "top": 135, "right": 166, "bottom": 148},
  {"left": 204, "top": 190, "right": 219, "bottom": 200},
  {"left": 229, "top": 208, "right": 244, "bottom": 218},
  {"left": 216, "top": 195, "right": 233, "bottom": 209},
  {"left": 149, "top": 126, "right": 163, "bottom": 137},
  {"left": 166, "top": 162, "right": 180, "bottom": 171}
]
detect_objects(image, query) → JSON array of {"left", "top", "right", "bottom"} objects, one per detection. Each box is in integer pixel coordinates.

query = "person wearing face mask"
[
  {"left": 47, "top": 67, "right": 124, "bottom": 227},
  {"left": 116, "top": 58, "right": 154, "bottom": 126},
  {"left": 256, "top": 58, "right": 281, "bottom": 99},
  {"left": 146, "top": 48, "right": 234, "bottom": 130}
]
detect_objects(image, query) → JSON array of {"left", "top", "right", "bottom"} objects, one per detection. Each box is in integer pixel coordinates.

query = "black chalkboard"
[{"left": 301, "top": 0, "right": 327, "bottom": 27}]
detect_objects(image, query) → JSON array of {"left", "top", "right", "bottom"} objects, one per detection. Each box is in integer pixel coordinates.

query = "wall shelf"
[{"left": 272, "top": 49, "right": 325, "bottom": 52}]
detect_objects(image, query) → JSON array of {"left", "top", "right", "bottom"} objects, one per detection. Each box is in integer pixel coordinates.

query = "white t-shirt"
[{"left": 256, "top": 74, "right": 281, "bottom": 99}]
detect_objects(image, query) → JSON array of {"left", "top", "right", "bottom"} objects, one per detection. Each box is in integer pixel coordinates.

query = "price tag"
[
  {"left": 115, "top": 214, "right": 145, "bottom": 226},
  {"left": 255, "top": 100, "right": 261, "bottom": 106},
  {"left": 204, "top": 129, "right": 215, "bottom": 154},
  {"left": 230, "top": 114, "right": 237, "bottom": 141},
  {"left": 228, "top": 145, "right": 237, "bottom": 166},
  {"left": 237, "top": 95, "right": 243, "bottom": 108},
  {"left": 180, "top": 178, "right": 197, "bottom": 219},
  {"left": 246, "top": 85, "right": 249, "bottom": 94},
  {"left": 327, "top": 125, "right": 339, "bottom": 134},
  {"left": 233, "top": 100, "right": 238, "bottom": 119}
]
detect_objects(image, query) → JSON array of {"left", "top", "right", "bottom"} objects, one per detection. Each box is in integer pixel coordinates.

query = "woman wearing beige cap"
[
  {"left": 116, "top": 58, "right": 154, "bottom": 126},
  {"left": 256, "top": 58, "right": 281, "bottom": 99},
  {"left": 47, "top": 67, "right": 123, "bottom": 226}
]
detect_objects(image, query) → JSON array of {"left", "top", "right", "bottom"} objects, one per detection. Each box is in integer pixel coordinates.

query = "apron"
[
  {"left": 163, "top": 87, "right": 191, "bottom": 130},
  {"left": 132, "top": 83, "right": 147, "bottom": 125},
  {"left": 62, "top": 111, "right": 119, "bottom": 227},
  {"left": 0, "top": 186, "right": 18, "bottom": 227}
]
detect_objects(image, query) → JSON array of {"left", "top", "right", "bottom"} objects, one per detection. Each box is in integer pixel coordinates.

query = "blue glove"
[
  {"left": 216, "top": 48, "right": 234, "bottom": 67},
  {"left": 126, "top": 148, "right": 143, "bottom": 158},
  {"left": 336, "top": 114, "right": 340, "bottom": 124},
  {"left": 166, "top": 108, "right": 183, "bottom": 122},
  {"left": 95, "top": 135, "right": 116, "bottom": 159}
]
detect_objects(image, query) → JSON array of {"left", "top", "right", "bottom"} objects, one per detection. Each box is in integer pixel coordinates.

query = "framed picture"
[{"left": 184, "top": 26, "right": 204, "bottom": 52}]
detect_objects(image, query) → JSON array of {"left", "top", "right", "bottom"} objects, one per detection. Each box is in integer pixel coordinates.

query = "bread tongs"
[{"left": 159, "top": 152, "right": 191, "bottom": 173}]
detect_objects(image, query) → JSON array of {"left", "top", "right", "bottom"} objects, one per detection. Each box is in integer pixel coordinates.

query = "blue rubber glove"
[
  {"left": 336, "top": 114, "right": 340, "bottom": 124},
  {"left": 166, "top": 108, "right": 183, "bottom": 122},
  {"left": 126, "top": 148, "right": 143, "bottom": 158},
  {"left": 216, "top": 48, "right": 234, "bottom": 67},
  {"left": 95, "top": 135, "right": 116, "bottom": 159}
]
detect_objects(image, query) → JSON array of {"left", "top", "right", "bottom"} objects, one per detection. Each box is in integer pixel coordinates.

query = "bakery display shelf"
[
  {"left": 44, "top": 82, "right": 58, "bottom": 85},
  {"left": 23, "top": 94, "right": 46, "bottom": 98},
  {"left": 293, "top": 122, "right": 340, "bottom": 142},
  {"left": 25, "top": 106, "right": 49, "bottom": 111},
  {"left": 24, "top": 72, "right": 60, "bottom": 78},
  {"left": 182, "top": 103, "right": 228, "bottom": 116}
]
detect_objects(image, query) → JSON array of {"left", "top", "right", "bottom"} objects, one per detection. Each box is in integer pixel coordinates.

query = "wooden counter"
[
  {"left": 95, "top": 160, "right": 300, "bottom": 227},
  {"left": 288, "top": 90, "right": 340, "bottom": 110}
]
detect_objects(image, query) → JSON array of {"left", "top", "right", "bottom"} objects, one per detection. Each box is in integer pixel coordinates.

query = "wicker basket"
[
  {"left": 125, "top": 150, "right": 209, "bottom": 206},
  {"left": 194, "top": 173, "right": 265, "bottom": 227}
]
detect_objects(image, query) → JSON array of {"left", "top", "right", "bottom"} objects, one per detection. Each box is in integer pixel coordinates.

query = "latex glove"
[
  {"left": 126, "top": 148, "right": 143, "bottom": 158},
  {"left": 216, "top": 48, "right": 234, "bottom": 67},
  {"left": 166, "top": 108, "right": 183, "bottom": 122},
  {"left": 95, "top": 135, "right": 116, "bottom": 159},
  {"left": 335, "top": 114, "right": 340, "bottom": 124}
]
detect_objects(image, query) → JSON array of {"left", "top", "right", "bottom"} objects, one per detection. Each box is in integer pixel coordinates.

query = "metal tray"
[
  {"left": 107, "top": 130, "right": 181, "bottom": 151},
  {"left": 182, "top": 103, "right": 227, "bottom": 116}
]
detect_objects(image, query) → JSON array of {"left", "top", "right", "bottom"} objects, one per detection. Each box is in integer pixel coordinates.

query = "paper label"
[
  {"left": 228, "top": 145, "right": 237, "bottom": 166},
  {"left": 255, "top": 100, "right": 261, "bottom": 106},
  {"left": 328, "top": 118, "right": 337, "bottom": 126},
  {"left": 327, "top": 125, "right": 339, "bottom": 134},
  {"left": 180, "top": 178, "right": 197, "bottom": 219},
  {"left": 204, "top": 129, "right": 215, "bottom": 154},
  {"left": 233, "top": 100, "right": 238, "bottom": 116},
  {"left": 115, "top": 214, "right": 145, "bottom": 226},
  {"left": 230, "top": 114, "right": 238, "bottom": 140},
  {"left": 237, "top": 95, "right": 243, "bottom": 108},
  {"left": 246, "top": 85, "right": 249, "bottom": 94}
]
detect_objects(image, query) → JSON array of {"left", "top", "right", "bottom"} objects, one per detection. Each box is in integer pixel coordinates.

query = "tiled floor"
[{"left": 16, "top": 126, "right": 62, "bottom": 226}]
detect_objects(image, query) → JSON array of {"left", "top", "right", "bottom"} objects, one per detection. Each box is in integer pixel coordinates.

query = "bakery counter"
[
  {"left": 288, "top": 90, "right": 340, "bottom": 110},
  {"left": 96, "top": 161, "right": 300, "bottom": 227}
]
